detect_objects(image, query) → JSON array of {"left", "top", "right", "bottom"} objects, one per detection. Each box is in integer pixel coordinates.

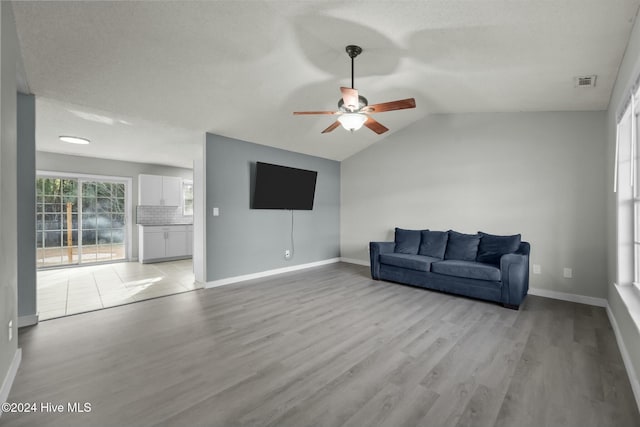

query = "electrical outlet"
[
  {"left": 533, "top": 264, "right": 541, "bottom": 274},
  {"left": 8, "top": 320, "right": 12, "bottom": 342},
  {"left": 563, "top": 268, "right": 573, "bottom": 279},
  {"left": 284, "top": 249, "right": 291, "bottom": 259}
]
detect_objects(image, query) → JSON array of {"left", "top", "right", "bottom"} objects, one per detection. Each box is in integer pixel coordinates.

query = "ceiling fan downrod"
[{"left": 345, "top": 45, "right": 362, "bottom": 89}]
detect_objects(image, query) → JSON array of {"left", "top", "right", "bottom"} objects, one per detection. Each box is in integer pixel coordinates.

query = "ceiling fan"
[{"left": 294, "top": 45, "right": 416, "bottom": 135}]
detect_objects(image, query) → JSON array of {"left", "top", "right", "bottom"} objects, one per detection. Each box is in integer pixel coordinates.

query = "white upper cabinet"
[
  {"left": 138, "top": 174, "right": 182, "bottom": 206},
  {"left": 138, "top": 174, "right": 163, "bottom": 206},
  {"left": 161, "top": 176, "right": 182, "bottom": 206}
]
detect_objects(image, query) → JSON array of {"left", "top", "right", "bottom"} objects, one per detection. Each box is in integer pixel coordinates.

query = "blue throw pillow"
[
  {"left": 394, "top": 228, "right": 422, "bottom": 254},
  {"left": 477, "top": 232, "right": 521, "bottom": 265},
  {"left": 444, "top": 230, "right": 480, "bottom": 261},
  {"left": 418, "top": 230, "right": 448, "bottom": 259}
]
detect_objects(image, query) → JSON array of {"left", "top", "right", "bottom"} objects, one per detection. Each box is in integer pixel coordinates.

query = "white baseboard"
[
  {"left": 528, "top": 287, "right": 608, "bottom": 307},
  {"left": 0, "top": 349, "right": 22, "bottom": 412},
  {"left": 205, "top": 258, "right": 341, "bottom": 288},
  {"left": 17, "top": 313, "right": 38, "bottom": 328},
  {"left": 606, "top": 304, "right": 640, "bottom": 412},
  {"left": 340, "top": 257, "right": 369, "bottom": 267}
]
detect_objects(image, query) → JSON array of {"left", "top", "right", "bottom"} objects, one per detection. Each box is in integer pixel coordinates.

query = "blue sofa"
[{"left": 370, "top": 228, "right": 530, "bottom": 309}]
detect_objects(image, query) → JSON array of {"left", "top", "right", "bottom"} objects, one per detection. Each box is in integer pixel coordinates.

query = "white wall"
[{"left": 341, "top": 111, "right": 607, "bottom": 299}]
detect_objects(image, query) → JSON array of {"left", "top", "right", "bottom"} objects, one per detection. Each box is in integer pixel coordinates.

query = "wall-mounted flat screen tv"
[{"left": 253, "top": 162, "right": 318, "bottom": 210}]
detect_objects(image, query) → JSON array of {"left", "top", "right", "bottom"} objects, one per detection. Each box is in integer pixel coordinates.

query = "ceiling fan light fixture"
[{"left": 338, "top": 113, "right": 367, "bottom": 132}]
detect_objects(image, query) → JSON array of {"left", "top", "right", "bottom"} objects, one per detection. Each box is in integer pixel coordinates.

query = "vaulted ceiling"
[{"left": 13, "top": 1, "right": 640, "bottom": 167}]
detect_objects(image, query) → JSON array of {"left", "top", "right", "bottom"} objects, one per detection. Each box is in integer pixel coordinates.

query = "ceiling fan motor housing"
[{"left": 338, "top": 95, "right": 368, "bottom": 112}]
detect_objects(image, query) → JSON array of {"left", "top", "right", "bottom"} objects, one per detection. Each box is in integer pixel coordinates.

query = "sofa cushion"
[
  {"left": 379, "top": 253, "right": 440, "bottom": 272},
  {"left": 477, "top": 232, "right": 521, "bottom": 265},
  {"left": 418, "top": 230, "right": 448, "bottom": 259},
  {"left": 431, "top": 260, "right": 502, "bottom": 282},
  {"left": 394, "top": 228, "right": 422, "bottom": 254},
  {"left": 444, "top": 231, "right": 480, "bottom": 261}
]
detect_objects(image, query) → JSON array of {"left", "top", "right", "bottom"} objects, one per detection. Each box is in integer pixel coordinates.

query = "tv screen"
[{"left": 253, "top": 162, "right": 318, "bottom": 210}]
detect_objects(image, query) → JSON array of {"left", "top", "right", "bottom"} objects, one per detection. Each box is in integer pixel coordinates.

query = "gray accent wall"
[
  {"left": 341, "top": 111, "right": 607, "bottom": 299},
  {"left": 17, "top": 93, "right": 36, "bottom": 323},
  {"left": 0, "top": 0, "right": 19, "bottom": 400},
  {"left": 205, "top": 133, "right": 340, "bottom": 282},
  {"left": 606, "top": 6, "right": 640, "bottom": 394},
  {"left": 36, "top": 152, "right": 193, "bottom": 259}
]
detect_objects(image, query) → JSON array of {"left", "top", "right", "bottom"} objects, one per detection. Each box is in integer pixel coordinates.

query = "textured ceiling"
[
  {"left": 35, "top": 97, "right": 202, "bottom": 169},
  {"left": 12, "top": 0, "right": 640, "bottom": 167}
]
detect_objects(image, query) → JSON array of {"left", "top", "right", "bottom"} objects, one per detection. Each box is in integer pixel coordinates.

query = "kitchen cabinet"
[
  {"left": 141, "top": 229, "right": 166, "bottom": 261},
  {"left": 162, "top": 176, "right": 181, "bottom": 206},
  {"left": 138, "top": 174, "right": 182, "bottom": 206},
  {"left": 138, "top": 225, "right": 193, "bottom": 263},
  {"left": 166, "top": 229, "right": 189, "bottom": 258}
]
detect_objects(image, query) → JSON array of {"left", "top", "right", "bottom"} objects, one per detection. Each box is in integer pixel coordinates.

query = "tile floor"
[{"left": 37, "top": 259, "right": 200, "bottom": 320}]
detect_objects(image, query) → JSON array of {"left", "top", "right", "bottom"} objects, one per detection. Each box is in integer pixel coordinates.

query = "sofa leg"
[{"left": 503, "top": 303, "right": 519, "bottom": 310}]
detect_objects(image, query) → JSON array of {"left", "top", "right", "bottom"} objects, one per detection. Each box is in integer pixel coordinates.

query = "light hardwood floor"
[{"left": 4, "top": 263, "right": 639, "bottom": 426}]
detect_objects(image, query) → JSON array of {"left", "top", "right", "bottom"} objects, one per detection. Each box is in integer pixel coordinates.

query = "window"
[
  {"left": 183, "top": 180, "right": 193, "bottom": 216},
  {"left": 616, "top": 91, "right": 640, "bottom": 291}
]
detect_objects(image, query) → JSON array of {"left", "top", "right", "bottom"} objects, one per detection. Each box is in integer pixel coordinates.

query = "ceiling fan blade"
[
  {"left": 365, "top": 98, "right": 416, "bottom": 113},
  {"left": 293, "top": 111, "right": 338, "bottom": 115},
  {"left": 340, "top": 87, "right": 359, "bottom": 111},
  {"left": 321, "top": 121, "right": 341, "bottom": 134},
  {"left": 364, "top": 116, "right": 389, "bottom": 134}
]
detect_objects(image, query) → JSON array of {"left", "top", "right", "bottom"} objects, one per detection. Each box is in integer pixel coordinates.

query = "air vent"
[{"left": 574, "top": 75, "right": 597, "bottom": 88}]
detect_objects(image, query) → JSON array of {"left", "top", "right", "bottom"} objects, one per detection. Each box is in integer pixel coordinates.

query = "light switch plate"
[{"left": 213, "top": 207, "right": 219, "bottom": 217}]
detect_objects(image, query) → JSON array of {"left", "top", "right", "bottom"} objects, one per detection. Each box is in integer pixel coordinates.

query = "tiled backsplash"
[{"left": 136, "top": 205, "right": 193, "bottom": 225}]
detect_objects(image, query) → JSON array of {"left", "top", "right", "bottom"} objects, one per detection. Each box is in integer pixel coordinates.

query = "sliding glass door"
[
  {"left": 36, "top": 175, "right": 128, "bottom": 268},
  {"left": 36, "top": 177, "right": 78, "bottom": 267},
  {"left": 80, "top": 181, "right": 126, "bottom": 264}
]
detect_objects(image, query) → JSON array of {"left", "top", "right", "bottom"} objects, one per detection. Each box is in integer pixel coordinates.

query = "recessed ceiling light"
[{"left": 59, "top": 136, "right": 90, "bottom": 145}]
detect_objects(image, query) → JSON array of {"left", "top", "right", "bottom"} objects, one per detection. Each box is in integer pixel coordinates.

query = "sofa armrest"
[
  {"left": 515, "top": 241, "right": 530, "bottom": 256},
  {"left": 369, "top": 241, "right": 395, "bottom": 279},
  {"left": 500, "top": 242, "right": 530, "bottom": 307}
]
